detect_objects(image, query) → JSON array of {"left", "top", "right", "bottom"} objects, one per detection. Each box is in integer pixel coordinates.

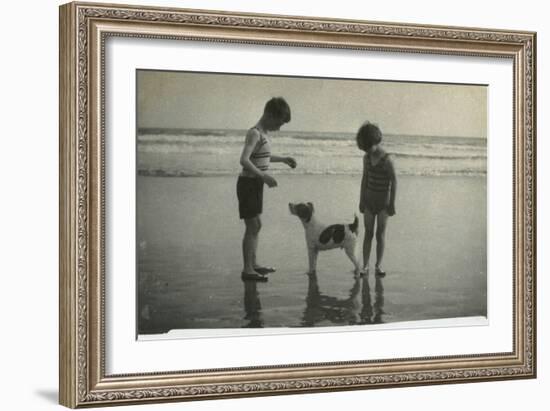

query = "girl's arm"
[
  {"left": 387, "top": 157, "right": 397, "bottom": 216},
  {"left": 359, "top": 155, "right": 368, "bottom": 213}
]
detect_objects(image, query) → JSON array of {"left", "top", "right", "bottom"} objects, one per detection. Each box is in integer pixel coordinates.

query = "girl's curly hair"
[{"left": 356, "top": 121, "right": 382, "bottom": 152}]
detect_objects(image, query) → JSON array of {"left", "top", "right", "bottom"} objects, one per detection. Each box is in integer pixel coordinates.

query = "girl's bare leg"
[
  {"left": 375, "top": 210, "right": 389, "bottom": 270},
  {"left": 362, "top": 210, "right": 375, "bottom": 271}
]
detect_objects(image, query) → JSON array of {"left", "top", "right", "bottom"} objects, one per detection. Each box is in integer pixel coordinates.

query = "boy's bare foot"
[
  {"left": 375, "top": 266, "right": 386, "bottom": 277},
  {"left": 241, "top": 272, "right": 268, "bottom": 281},
  {"left": 253, "top": 266, "right": 276, "bottom": 275}
]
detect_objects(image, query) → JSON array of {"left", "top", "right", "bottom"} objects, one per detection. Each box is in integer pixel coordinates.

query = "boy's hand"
[
  {"left": 387, "top": 204, "right": 396, "bottom": 216},
  {"left": 262, "top": 174, "right": 278, "bottom": 188},
  {"left": 359, "top": 202, "right": 365, "bottom": 214},
  {"left": 285, "top": 157, "right": 297, "bottom": 169}
]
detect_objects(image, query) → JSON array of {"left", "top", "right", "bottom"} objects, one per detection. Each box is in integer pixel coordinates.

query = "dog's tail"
[{"left": 349, "top": 214, "right": 359, "bottom": 234}]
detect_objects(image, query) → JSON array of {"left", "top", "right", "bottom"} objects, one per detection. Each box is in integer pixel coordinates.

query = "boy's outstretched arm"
[
  {"left": 270, "top": 155, "right": 297, "bottom": 168},
  {"left": 239, "top": 128, "right": 278, "bottom": 187}
]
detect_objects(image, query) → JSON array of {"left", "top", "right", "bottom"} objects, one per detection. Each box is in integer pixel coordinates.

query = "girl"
[{"left": 357, "top": 122, "right": 397, "bottom": 276}]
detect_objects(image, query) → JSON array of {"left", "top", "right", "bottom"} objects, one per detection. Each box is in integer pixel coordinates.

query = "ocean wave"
[
  {"left": 138, "top": 134, "right": 485, "bottom": 156},
  {"left": 392, "top": 152, "right": 486, "bottom": 160},
  {"left": 137, "top": 167, "right": 486, "bottom": 178},
  {"left": 138, "top": 128, "right": 486, "bottom": 143},
  {"left": 138, "top": 128, "right": 235, "bottom": 137},
  {"left": 138, "top": 134, "right": 243, "bottom": 145},
  {"left": 137, "top": 143, "right": 485, "bottom": 161}
]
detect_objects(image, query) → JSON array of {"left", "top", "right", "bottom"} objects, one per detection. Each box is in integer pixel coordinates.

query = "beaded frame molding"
[{"left": 59, "top": 1, "right": 536, "bottom": 408}]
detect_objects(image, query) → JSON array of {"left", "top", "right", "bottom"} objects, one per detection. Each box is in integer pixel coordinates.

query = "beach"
[{"left": 137, "top": 174, "right": 487, "bottom": 334}]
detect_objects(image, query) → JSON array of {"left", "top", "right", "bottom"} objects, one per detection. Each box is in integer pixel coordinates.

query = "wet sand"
[{"left": 137, "top": 174, "right": 487, "bottom": 335}]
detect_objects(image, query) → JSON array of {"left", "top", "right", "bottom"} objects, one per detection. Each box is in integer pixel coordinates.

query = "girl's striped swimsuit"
[{"left": 364, "top": 153, "right": 391, "bottom": 214}]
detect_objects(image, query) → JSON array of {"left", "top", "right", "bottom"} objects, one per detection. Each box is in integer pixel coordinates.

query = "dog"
[{"left": 288, "top": 202, "right": 361, "bottom": 276}]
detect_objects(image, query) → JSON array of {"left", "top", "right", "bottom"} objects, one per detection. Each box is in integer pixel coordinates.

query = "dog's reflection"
[
  {"left": 302, "top": 273, "right": 385, "bottom": 326},
  {"left": 242, "top": 279, "right": 264, "bottom": 328}
]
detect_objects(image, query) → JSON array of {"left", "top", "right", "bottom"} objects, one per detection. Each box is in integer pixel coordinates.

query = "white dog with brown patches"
[{"left": 289, "top": 202, "right": 362, "bottom": 276}]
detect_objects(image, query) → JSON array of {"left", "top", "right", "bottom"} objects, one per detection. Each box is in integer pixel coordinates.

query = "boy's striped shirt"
[{"left": 249, "top": 128, "right": 271, "bottom": 171}]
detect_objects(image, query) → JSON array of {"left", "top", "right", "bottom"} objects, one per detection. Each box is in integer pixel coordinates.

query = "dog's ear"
[{"left": 307, "top": 202, "right": 314, "bottom": 214}]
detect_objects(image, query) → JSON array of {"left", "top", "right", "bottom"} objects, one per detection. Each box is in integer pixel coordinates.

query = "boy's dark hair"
[
  {"left": 356, "top": 121, "right": 382, "bottom": 152},
  {"left": 264, "top": 97, "right": 291, "bottom": 123}
]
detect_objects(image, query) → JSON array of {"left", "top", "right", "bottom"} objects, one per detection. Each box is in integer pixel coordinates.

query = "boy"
[{"left": 237, "top": 97, "right": 297, "bottom": 281}]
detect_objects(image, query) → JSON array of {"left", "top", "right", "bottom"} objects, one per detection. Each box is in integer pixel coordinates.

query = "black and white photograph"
[
  {"left": 3, "top": 0, "right": 544, "bottom": 408},
  {"left": 136, "top": 70, "right": 487, "bottom": 336}
]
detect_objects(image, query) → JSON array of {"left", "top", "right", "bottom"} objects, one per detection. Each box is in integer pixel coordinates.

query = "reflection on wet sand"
[
  {"left": 361, "top": 274, "right": 385, "bottom": 324},
  {"left": 138, "top": 175, "right": 487, "bottom": 334},
  {"left": 242, "top": 279, "right": 264, "bottom": 328},
  {"left": 302, "top": 273, "right": 385, "bottom": 327}
]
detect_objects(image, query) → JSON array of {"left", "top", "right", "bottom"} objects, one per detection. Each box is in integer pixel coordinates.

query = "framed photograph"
[{"left": 59, "top": 1, "right": 536, "bottom": 408}]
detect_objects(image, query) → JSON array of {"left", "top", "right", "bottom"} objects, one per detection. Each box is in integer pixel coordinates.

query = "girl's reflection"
[
  {"left": 361, "top": 274, "right": 385, "bottom": 324},
  {"left": 242, "top": 272, "right": 385, "bottom": 329}
]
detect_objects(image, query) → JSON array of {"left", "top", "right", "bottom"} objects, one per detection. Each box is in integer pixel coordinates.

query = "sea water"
[{"left": 137, "top": 128, "right": 487, "bottom": 178}]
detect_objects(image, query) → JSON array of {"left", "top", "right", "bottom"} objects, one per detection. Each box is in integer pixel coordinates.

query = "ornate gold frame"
[{"left": 59, "top": 2, "right": 536, "bottom": 408}]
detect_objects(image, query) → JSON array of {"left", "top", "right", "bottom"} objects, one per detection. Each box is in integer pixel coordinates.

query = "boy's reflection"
[
  {"left": 242, "top": 279, "right": 264, "bottom": 328},
  {"left": 303, "top": 273, "right": 385, "bottom": 326}
]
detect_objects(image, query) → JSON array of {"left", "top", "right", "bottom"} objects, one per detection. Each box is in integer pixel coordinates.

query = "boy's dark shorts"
[{"left": 236, "top": 176, "right": 264, "bottom": 219}]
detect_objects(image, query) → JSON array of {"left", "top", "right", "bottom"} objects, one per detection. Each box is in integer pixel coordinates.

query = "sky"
[{"left": 137, "top": 70, "right": 487, "bottom": 138}]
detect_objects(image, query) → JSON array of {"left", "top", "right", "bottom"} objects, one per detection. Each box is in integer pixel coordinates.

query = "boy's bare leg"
[
  {"left": 362, "top": 210, "right": 375, "bottom": 272},
  {"left": 249, "top": 219, "right": 274, "bottom": 273},
  {"left": 375, "top": 210, "right": 389, "bottom": 270},
  {"left": 251, "top": 221, "right": 261, "bottom": 269},
  {"left": 242, "top": 216, "right": 261, "bottom": 274}
]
